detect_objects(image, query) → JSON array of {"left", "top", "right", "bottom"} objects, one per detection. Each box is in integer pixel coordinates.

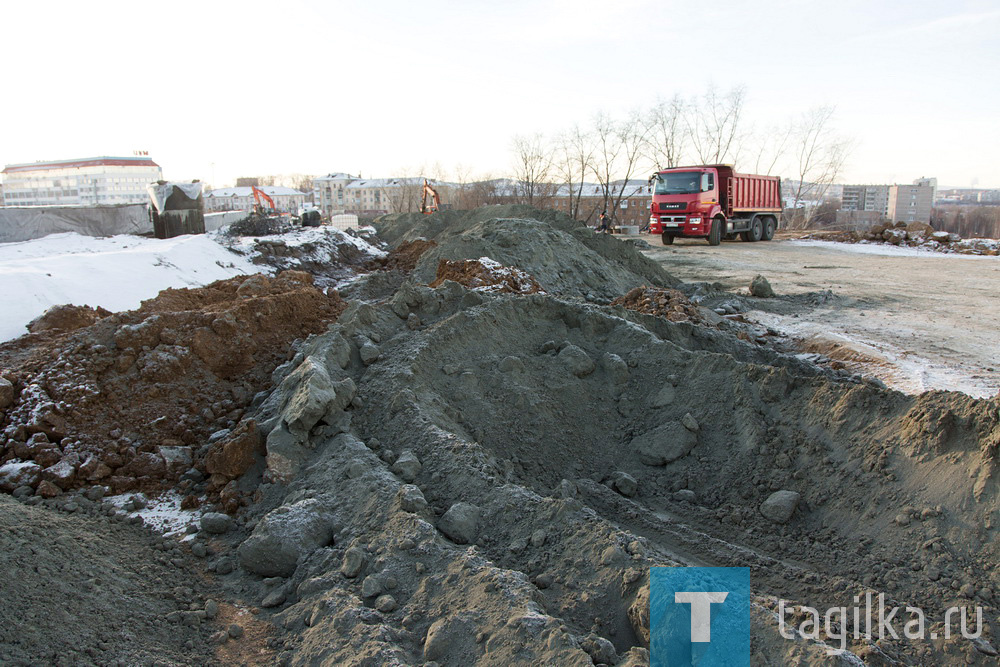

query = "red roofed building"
[{"left": 1, "top": 156, "right": 163, "bottom": 207}]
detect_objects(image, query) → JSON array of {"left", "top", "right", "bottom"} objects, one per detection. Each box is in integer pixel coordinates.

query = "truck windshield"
[{"left": 654, "top": 171, "right": 702, "bottom": 195}]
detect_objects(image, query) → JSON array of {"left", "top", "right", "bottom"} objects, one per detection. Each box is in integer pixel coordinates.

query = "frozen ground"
[
  {"left": 214, "top": 224, "right": 386, "bottom": 257},
  {"left": 0, "top": 232, "right": 262, "bottom": 342},
  {"left": 643, "top": 235, "right": 1000, "bottom": 398},
  {"left": 788, "top": 238, "right": 1000, "bottom": 258}
]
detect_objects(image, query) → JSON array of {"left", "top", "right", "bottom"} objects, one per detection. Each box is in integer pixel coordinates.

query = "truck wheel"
[
  {"left": 661, "top": 233, "right": 675, "bottom": 245},
  {"left": 748, "top": 218, "right": 764, "bottom": 242},
  {"left": 762, "top": 216, "right": 776, "bottom": 241},
  {"left": 707, "top": 217, "right": 722, "bottom": 246}
]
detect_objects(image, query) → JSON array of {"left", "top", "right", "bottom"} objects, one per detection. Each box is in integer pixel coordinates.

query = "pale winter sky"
[{"left": 2, "top": 0, "right": 998, "bottom": 189}]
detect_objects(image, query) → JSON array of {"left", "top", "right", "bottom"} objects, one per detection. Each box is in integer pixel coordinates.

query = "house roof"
[
  {"left": 205, "top": 186, "right": 305, "bottom": 198},
  {"left": 2, "top": 156, "right": 160, "bottom": 174}
]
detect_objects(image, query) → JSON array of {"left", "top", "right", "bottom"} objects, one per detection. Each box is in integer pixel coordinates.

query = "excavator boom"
[
  {"left": 251, "top": 185, "right": 277, "bottom": 212},
  {"left": 420, "top": 179, "right": 442, "bottom": 215}
]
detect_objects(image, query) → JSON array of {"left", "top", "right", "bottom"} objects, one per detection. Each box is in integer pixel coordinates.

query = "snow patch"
[
  {"left": 788, "top": 239, "right": 998, "bottom": 259},
  {"left": 0, "top": 232, "right": 263, "bottom": 343},
  {"left": 106, "top": 491, "right": 200, "bottom": 538}
]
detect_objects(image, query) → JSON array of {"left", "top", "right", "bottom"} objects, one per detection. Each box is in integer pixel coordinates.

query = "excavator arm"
[
  {"left": 251, "top": 185, "right": 276, "bottom": 212},
  {"left": 420, "top": 179, "right": 441, "bottom": 215}
]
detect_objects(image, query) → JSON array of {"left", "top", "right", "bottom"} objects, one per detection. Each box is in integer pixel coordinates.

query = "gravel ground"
[{"left": 641, "top": 233, "right": 1000, "bottom": 397}]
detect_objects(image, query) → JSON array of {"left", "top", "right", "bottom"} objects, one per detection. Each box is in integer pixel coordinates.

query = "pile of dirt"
[
  {"left": 375, "top": 205, "right": 677, "bottom": 301},
  {"left": 223, "top": 215, "right": 290, "bottom": 237},
  {"left": 367, "top": 238, "right": 438, "bottom": 273},
  {"left": 26, "top": 304, "right": 113, "bottom": 334},
  {"left": 0, "top": 271, "right": 344, "bottom": 507},
  {"left": 197, "top": 273, "right": 997, "bottom": 664},
  {"left": 797, "top": 331, "right": 892, "bottom": 368},
  {"left": 610, "top": 286, "right": 708, "bottom": 324},
  {"left": 0, "top": 494, "right": 221, "bottom": 665},
  {"left": 218, "top": 225, "right": 387, "bottom": 289},
  {"left": 429, "top": 257, "right": 543, "bottom": 294}
]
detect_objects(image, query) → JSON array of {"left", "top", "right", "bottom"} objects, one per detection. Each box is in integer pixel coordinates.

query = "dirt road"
[{"left": 642, "top": 234, "right": 1000, "bottom": 398}]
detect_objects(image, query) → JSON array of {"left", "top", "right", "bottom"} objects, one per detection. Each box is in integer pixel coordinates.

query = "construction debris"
[{"left": 799, "top": 222, "right": 1000, "bottom": 255}]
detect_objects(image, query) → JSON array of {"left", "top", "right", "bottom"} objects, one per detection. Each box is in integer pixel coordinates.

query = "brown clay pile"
[
  {"left": 611, "top": 286, "right": 706, "bottom": 324},
  {"left": 429, "top": 257, "right": 544, "bottom": 294},
  {"left": 0, "top": 270, "right": 344, "bottom": 506},
  {"left": 367, "top": 239, "right": 438, "bottom": 273}
]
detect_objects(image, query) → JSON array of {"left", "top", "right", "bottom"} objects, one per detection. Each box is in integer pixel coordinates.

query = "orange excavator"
[
  {"left": 251, "top": 185, "right": 277, "bottom": 215},
  {"left": 420, "top": 179, "right": 442, "bottom": 215}
]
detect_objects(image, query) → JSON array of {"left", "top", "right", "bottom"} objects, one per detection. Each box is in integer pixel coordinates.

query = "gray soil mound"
[
  {"left": 374, "top": 205, "right": 677, "bottom": 301},
  {"left": 217, "top": 277, "right": 996, "bottom": 664},
  {"left": 0, "top": 495, "right": 214, "bottom": 666}
]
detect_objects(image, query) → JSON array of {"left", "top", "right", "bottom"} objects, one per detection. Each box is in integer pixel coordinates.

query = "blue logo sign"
[{"left": 650, "top": 567, "right": 751, "bottom": 666}]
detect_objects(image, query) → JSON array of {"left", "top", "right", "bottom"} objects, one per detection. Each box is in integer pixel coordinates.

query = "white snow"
[
  {"left": 106, "top": 491, "right": 200, "bottom": 538},
  {"left": 0, "top": 232, "right": 264, "bottom": 343},
  {"left": 749, "top": 310, "right": 999, "bottom": 398},
  {"left": 216, "top": 224, "right": 387, "bottom": 266},
  {"left": 788, "top": 239, "right": 998, "bottom": 259}
]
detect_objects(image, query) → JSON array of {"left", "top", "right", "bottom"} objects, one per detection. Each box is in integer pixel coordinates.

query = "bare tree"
[
  {"left": 647, "top": 94, "right": 687, "bottom": 169},
  {"left": 553, "top": 124, "right": 595, "bottom": 220},
  {"left": 510, "top": 133, "right": 556, "bottom": 207},
  {"left": 383, "top": 168, "right": 423, "bottom": 214},
  {"left": 785, "top": 106, "right": 851, "bottom": 229},
  {"left": 451, "top": 163, "right": 476, "bottom": 210},
  {"left": 746, "top": 120, "right": 794, "bottom": 177},
  {"left": 590, "top": 111, "right": 651, "bottom": 221},
  {"left": 686, "top": 85, "right": 747, "bottom": 164},
  {"left": 464, "top": 175, "right": 513, "bottom": 208}
]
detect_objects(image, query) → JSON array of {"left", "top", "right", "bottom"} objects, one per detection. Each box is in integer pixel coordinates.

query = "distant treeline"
[{"left": 931, "top": 206, "right": 1000, "bottom": 239}]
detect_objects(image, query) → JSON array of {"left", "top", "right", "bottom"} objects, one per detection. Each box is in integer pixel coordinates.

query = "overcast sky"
[{"left": 3, "top": 0, "right": 998, "bottom": 189}]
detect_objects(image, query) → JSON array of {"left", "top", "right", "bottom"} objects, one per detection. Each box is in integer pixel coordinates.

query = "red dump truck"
[{"left": 648, "top": 165, "right": 782, "bottom": 246}]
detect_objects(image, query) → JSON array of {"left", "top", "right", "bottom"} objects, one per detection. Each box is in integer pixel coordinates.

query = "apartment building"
[
  {"left": 888, "top": 180, "right": 935, "bottom": 224},
  {"left": 312, "top": 173, "right": 355, "bottom": 213},
  {"left": 840, "top": 184, "right": 890, "bottom": 217},
  {"left": 913, "top": 176, "right": 937, "bottom": 202},
  {"left": 312, "top": 173, "right": 434, "bottom": 216},
  {"left": 203, "top": 186, "right": 307, "bottom": 214},
  {"left": 1, "top": 156, "right": 162, "bottom": 206}
]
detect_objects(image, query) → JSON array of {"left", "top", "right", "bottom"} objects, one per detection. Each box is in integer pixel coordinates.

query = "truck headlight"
[{"left": 688, "top": 217, "right": 702, "bottom": 224}]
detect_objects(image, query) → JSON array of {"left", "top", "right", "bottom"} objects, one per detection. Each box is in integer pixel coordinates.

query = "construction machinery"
[
  {"left": 420, "top": 180, "right": 442, "bottom": 215},
  {"left": 251, "top": 185, "right": 278, "bottom": 215}
]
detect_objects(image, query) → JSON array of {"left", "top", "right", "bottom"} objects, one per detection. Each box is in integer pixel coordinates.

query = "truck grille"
[
  {"left": 660, "top": 203, "right": 684, "bottom": 210},
  {"left": 660, "top": 216, "right": 685, "bottom": 225}
]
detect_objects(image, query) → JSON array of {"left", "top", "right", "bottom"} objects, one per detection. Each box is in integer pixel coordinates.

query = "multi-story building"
[
  {"left": 312, "top": 173, "right": 355, "bottom": 213},
  {"left": 203, "top": 186, "right": 307, "bottom": 214},
  {"left": 312, "top": 173, "right": 441, "bottom": 216},
  {"left": 913, "top": 176, "right": 937, "bottom": 202},
  {"left": 978, "top": 190, "right": 1000, "bottom": 204},
  {"left": 888, "top": 180, "right": 935, "bottom": 224},
  {"left": 840, "top": 184, "right": 890, "bottom": 218},
  {"left": 1, "top": 156, "right": 162, "bottom": 207}
]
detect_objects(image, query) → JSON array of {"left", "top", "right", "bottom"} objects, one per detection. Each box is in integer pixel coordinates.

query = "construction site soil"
[{"left": 1, "top": 205, "right": 997, "bottom": 666}]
